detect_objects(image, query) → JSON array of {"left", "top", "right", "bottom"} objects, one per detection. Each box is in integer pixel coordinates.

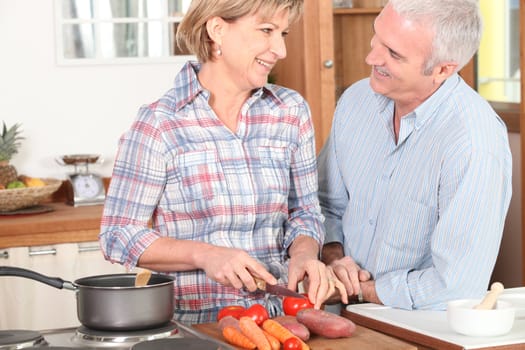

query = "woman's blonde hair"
[{"left": 176, "top": 0, "right": 303, "bottom": 62}]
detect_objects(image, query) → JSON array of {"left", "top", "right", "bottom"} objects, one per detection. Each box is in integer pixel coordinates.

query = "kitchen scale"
[{"left": 57, "top": 154, "right": 106, "bottom": 207}]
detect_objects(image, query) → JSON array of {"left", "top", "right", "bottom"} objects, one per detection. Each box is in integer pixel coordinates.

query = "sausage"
[
  {"left": 272, "top": 315, "right": 310, "bottom": 341},
  {"left": 296, "top": 308, "right": 356, "bottom": 338}
]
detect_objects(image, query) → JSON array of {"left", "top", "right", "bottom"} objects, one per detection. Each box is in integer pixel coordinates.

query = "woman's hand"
[{"left": 198, "top": 245, "right": 276, "bottom": 292}]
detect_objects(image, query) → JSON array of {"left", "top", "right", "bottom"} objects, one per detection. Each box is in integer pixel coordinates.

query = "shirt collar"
[
  {"left": 173, "top": 61, "right": 283, "bottom": 112},
  {"left": 412, "top": 73, "right": 460, "bottom": 130},
  {"left": 374, "top": 73, "right": 461, "bottom": 129}
]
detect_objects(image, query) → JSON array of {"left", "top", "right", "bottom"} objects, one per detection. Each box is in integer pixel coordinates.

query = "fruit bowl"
[{"left": 0, "top": 178, "right": 62, "bottom": 212}]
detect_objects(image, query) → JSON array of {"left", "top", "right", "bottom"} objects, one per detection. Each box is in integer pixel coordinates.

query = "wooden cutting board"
[{"left": 192, "top": 322, "right": 417, "bottom": 349}]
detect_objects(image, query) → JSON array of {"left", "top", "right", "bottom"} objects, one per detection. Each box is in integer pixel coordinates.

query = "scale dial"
[
  {"left": 68, "top": 173, "right": 105, "bottom": 206},
  {"left": 72, "top": 174, "right": 103, "bottom": 199}
]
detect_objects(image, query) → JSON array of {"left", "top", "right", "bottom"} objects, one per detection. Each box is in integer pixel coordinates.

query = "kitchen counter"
[
  {"left": 342, "top": 290, "right": 525, "bottom": 350},
  {"left": 0, "top": 202, "right": 103, "bottom": 248}
]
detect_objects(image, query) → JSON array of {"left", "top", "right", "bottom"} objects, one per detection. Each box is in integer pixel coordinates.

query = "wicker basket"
[{"left": 0, "top": 178, "right": 62, "bottom": 212}]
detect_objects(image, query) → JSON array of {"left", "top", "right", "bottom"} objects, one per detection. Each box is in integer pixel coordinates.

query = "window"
[
  {"left": 478, "top": 0, "right": 520, "bottom": 103},
  {"left": 55, "top": 0, "right": 193, "bottom": 65}
]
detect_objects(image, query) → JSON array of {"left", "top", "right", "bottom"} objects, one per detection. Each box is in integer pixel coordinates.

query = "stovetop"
[{"left": 0, "top": 322, "right": 234, "bottom": 350}]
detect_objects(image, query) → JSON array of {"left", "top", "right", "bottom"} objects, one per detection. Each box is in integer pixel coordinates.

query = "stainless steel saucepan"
[{"left": 0, "top": 266, "right": 174, "bottom": 331}]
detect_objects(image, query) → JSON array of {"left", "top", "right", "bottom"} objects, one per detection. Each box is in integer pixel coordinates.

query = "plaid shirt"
[{"left": 99, "top": 61, "right": 324, "bottom": 323}]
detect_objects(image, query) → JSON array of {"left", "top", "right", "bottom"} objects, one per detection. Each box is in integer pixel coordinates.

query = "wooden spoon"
[
  {"left": 135, "top": 269, "right": 152, "bottom": 287},
  {"left": 473, "top": 282, "right": 504, "bottom": 310}
]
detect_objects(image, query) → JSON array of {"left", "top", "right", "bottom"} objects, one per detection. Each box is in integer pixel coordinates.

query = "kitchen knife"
[{"left": 254, "top": 277, "right": 307, "bottom": 299}]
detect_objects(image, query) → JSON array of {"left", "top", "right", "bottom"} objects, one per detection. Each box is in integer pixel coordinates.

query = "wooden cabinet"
[
  {"left": 333, "top": 8, "right": 381, "bottom": 98},
  {"left": 274, "top": 4, "right": 382, "bottom": 153},
  {"left": 273, "top": 0, "right": 337, "bottom": 154},
  {"left": 517, "top": 0, "right": 525, "bottom": 285}
]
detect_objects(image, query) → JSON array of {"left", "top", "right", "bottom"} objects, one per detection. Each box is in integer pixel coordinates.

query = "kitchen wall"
[
  {"left": 1, "top": 0, "right": 522, "bottom": 287},
  {"left": 0, "top": 0, "right": 185, "bottom": 179}
]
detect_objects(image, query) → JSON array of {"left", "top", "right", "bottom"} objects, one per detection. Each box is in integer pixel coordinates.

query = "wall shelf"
[{"left": 333, "top": 8, "right": 382, "bottom": 15}]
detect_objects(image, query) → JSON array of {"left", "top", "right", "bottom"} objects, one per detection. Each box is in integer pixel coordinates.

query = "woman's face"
[{"left": 219, "top": 8, "right": 290, "bottom": 91}]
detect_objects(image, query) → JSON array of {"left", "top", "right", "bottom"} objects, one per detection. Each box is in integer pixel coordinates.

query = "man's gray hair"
[{"left": 389, "top": 0, "right": 483, "bottom": 74}]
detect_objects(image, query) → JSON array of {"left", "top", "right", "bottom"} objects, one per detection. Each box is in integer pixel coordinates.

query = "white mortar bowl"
[{"left": 447, "top": 299, "right": 515, "bottom": 337}]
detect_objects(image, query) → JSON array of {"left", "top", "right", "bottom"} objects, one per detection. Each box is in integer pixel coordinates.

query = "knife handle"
[{"left": 253, "top": 276, "right": 267, "bottom": 290}]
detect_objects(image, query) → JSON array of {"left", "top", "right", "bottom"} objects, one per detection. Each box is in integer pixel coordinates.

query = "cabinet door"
[
  {"left": 0, "top": 243, "right": 125, "bottom": 330},
  {"left": 333, "top": 9, "right": 379, "bottom": 97},
  {"left": 272, "top": 0, "right": 336, "bottom": 153},
  {"left": 0, "top": 245, "right": 78, "bottom": 330}
]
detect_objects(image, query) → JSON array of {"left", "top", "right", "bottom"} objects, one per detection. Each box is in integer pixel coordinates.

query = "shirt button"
[{"left": 369, "top": 219, "right": 374, "bottom": 225}]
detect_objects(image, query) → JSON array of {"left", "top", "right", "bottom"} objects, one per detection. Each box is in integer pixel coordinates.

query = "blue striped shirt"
[{"left": 318, "top": 74, "right": 512, "bottom": 310}]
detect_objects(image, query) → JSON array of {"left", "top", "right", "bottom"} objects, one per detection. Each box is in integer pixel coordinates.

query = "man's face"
[{"left": 365, "top": 4, "right": 438, "bottom": 109}]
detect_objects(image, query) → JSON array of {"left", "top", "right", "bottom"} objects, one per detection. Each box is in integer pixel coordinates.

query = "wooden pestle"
[{"left": 473, "top": 282, "right": 504, "bottom": 310}]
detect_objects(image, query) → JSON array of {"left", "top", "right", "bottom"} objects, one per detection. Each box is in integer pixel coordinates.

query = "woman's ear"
[{"left": 206, "top": 16, "right": 225, "bottom": 46}]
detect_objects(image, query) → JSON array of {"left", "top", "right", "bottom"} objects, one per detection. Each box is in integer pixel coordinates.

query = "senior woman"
[{"left": 99, "top": 0, "right": 347, "bottom": 323}]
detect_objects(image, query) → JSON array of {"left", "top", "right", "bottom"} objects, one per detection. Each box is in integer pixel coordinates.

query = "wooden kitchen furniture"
[
  {"left": 0, "top": 202, "right": 102, "bottom": 248},
  {"left": 272, "top": 0, "right": 338, "bottom": 154}
]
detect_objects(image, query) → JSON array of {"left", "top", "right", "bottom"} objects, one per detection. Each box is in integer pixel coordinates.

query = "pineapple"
[{"left": 0, "top": 122, "right": 24, "bottom": 186}]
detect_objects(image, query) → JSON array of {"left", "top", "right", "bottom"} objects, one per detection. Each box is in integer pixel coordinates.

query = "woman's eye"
[{"left": 261, "top": 28, "right": 273, "bottom": 34}]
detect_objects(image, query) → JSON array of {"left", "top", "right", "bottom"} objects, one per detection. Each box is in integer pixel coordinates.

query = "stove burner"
[
  {"left": 0, "top": 330, "right": 48, "bottom": 350},
  {"left": 72, "top": 322, "right": 178, "bottom": 347},
  {"left": 22, "top": 348, "right": 85, "bottom": 350},
  {"left": 131, "top": 338, "right": 222, "bottom": 350}
]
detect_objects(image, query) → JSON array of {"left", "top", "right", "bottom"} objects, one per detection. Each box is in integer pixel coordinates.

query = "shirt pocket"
[
  {"left": 173, "top": 149, "right": 225, "bottom": 201},
  {"left": 382, "top": 195, "right": 437, "bottom": 261},
  {"left": 257, "top": 146, "right": 291, "bottom": 195}
]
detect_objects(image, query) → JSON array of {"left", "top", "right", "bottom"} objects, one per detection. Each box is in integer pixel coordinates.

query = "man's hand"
[
  {"left": 322, "top": 242, "right": 372, "bottom": 302},
  {"left": 330, "top": 256, "right": 371, "bottom": 297},
  {"left": 287, "top": 236, "right": 349, "bottom": 308},
  {"left": 361, "top": 280, "right": 381, "bottom": 304}
]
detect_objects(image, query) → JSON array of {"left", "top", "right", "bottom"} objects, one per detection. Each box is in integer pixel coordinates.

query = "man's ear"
[
  {"left": 433, "top": 61, "right": 458, "bottom": 85},
  {"left": 206, "top": 16, "right": 225, "bottom": 46}
]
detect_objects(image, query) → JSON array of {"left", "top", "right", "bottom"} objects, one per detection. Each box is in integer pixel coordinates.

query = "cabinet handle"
[
  {"left": 28, "top": 248, "right": 57, "bottom": 257},
  {"left": 78, "top": 245, "right": 100, "bottom": 253},
  {"left": 1, "top": 251, "right": 8, "bottom": 259},
  {"left": 323, "top": 59, "right": 334, "bottom": 68}
]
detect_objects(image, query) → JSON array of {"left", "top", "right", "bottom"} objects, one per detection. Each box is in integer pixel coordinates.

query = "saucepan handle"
[{"left": 0, "top": 266, "right": 76, "bottom": 291}]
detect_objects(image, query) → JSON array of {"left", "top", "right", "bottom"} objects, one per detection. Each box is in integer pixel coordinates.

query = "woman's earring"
[{"left": 216, "top": 46, "right": 222, "bottom": 56}]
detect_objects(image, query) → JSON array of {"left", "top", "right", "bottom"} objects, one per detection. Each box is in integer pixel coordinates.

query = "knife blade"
[{"left": 254, "top": 277, "right": 307, "bottom": 299}]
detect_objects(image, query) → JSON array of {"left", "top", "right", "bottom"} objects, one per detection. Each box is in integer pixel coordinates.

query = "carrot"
[
  {"left": 261, "top": 318, "right": 296, "bottom": 342},
  {"left": 262, "top": 319, "right": 310, "bottom": 350},
  {"left": 262, "top": 329, "right": 281, "bottom": 350},
  {"left": 222, "top": 326, "right": 256, "bottom": 349},
  {"left": 239, "top": 316, "right": 271, "bottom": 350}
]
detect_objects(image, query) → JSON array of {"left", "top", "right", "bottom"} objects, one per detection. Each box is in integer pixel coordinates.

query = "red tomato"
[
  {"left": 283, "top": 337, "right": 302, "bottom": 350},
  {"left": 217, "top": 305, "right": 246, "bottom": 321},
  {"left": 240, "top": 304, "right": 269, "bottom": 326},
  {"left": 283, "top": 294, "right": 314, "bottom": 316}
]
